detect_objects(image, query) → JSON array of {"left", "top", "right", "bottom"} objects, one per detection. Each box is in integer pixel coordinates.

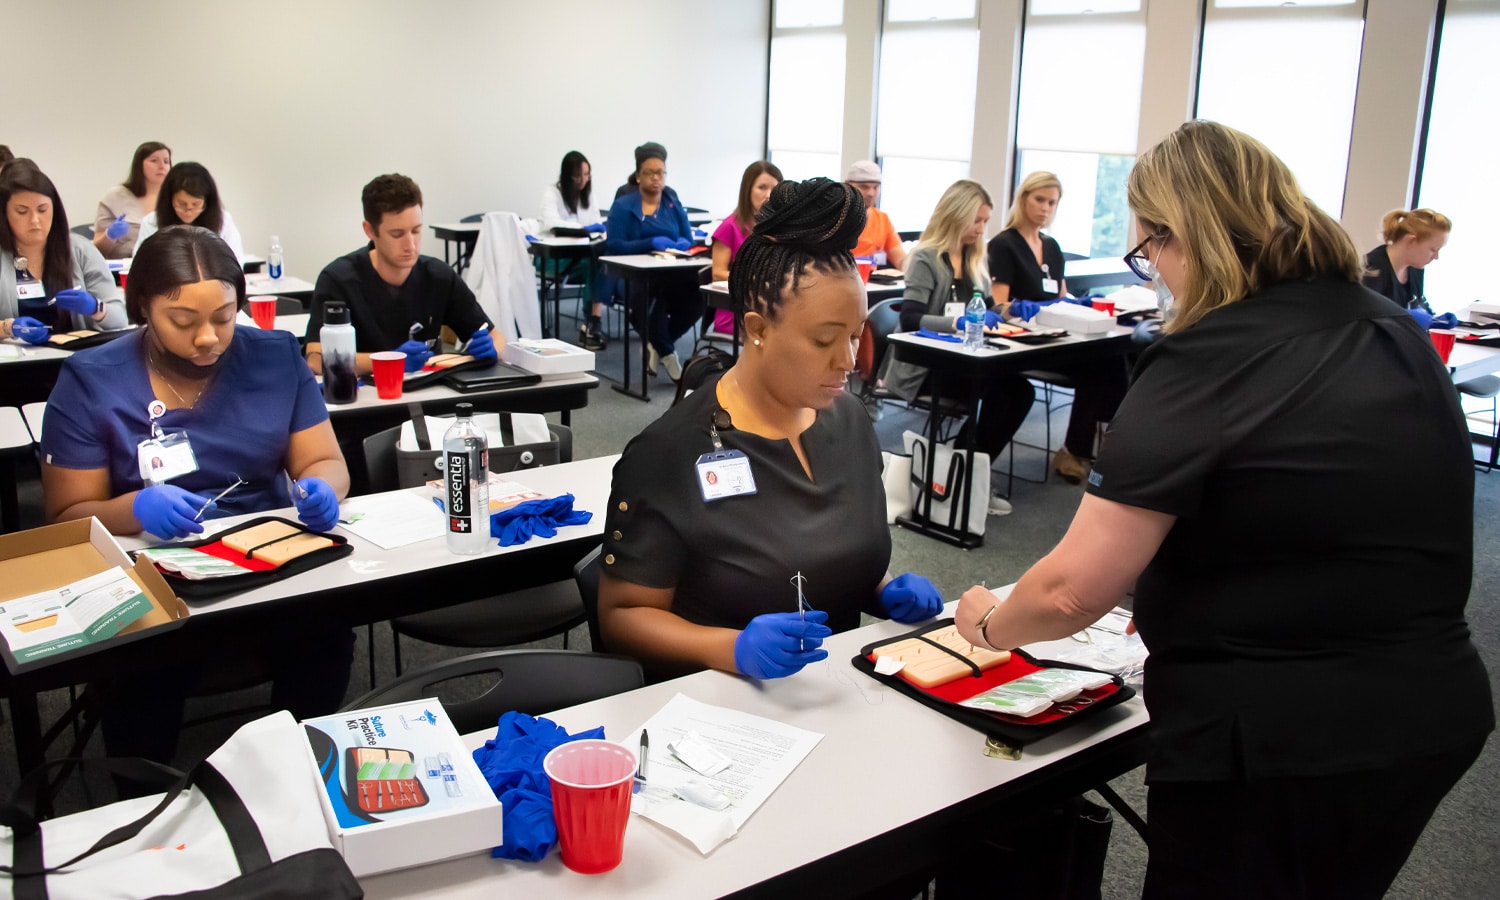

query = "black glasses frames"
[{"left": 1123, "top": 232, "right": 1167, "bottom": 281}]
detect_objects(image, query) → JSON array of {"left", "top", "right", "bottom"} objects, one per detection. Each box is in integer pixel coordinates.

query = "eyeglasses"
[
  {"left": 1123, "top": 232, "right": 1168, "bottom": 281},
  {"left": 639, "top": 168, "right": 667, "bottom": 181}
]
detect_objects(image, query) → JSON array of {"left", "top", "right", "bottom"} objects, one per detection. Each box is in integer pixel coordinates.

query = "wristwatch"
[{"left": 974, "top": 604, "right": 1004, "bottom": 652}]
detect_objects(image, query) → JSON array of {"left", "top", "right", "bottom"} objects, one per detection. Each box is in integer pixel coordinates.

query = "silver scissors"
[{"left": 195, "top": 475, "right": 246, "bottom": 521}]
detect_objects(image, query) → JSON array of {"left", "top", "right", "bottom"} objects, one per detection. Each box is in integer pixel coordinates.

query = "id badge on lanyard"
[
  {"left": 137, "top": 399, "right": 200, "bottom": 485},
  {"left": 696, "top": 414, "right": 757, "bottom": 502},
  {"left": 1040, "top": 263, "right": 1059, "bottom": 297},
  {"left": 14, "top": 258, "right": 45, "bottom": 302}
]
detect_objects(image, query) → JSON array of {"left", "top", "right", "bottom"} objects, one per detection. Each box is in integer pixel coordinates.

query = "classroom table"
[
  {"left": 529, "top": 236, "right": 605, "bottom": 340},
  {"left": 430, "top": 223, "right": 481, "bottom": 273},
  {"left": 1063, "top": 257, "right": 1143, "bottom": 295},
  {"left": 324, "top": 372, "right": 598, "bottom": 430},
  {"left": 1447, "top": 340, "right": 1500, "bottom": 384},
  {"left": 108, "top": 254, "right": 266, "bottom": 279},
  {"left": 359, "top": 593, "right": 1150, "bottom": 899},
  {"left": 244, "top": 272, "right": 315, "bottom": 300},
  {"left": 0, "top": 455, "right": 618, "bottom": 782},
  {"left": 598, "top": 254, "right": 712, "bottom": 402},
  {"left": 700, "top": 278, "right": 907, "bottom": 358},
  {"left": 0, "top": 342, "right": 74, "bottom": 407},
  {"left": 887, "top": 328, "right": 1134, "bottom": 549}
]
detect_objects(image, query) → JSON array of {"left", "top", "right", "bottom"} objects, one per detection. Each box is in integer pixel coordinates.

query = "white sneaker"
[
  {"left": 987, "top": 495, "right": 1013, "bottom": 516},
  {"left": 646, "top": 344, "right": 660, "bottom": 376},
  {"left": 662, "top": 352, "right": 683, "bottom": 381}
]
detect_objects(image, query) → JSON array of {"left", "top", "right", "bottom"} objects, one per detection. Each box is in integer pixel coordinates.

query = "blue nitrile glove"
[
  {"left": 651, "top": 236, "right": 673, "bottom": 251},
  {"left": 674, "top": 237, "right": 692, "bottom": 251},
  {"left": 880, "top": 572, "right": 944, "bottom": 624},
  {"left": 54, "top": 288, "right": 101, "bottom": 316},
  {"left": 733, "top": 610, "right": 832, "bottom": 679},
  {"left": 1063, "top": 296, "right": 1092, "bottom": 306},
  {"left": 693, "top": 228, "right": 707, "bottom": 239},
  {"left": 133, "top": 484, "right": 214, "bottom": 539},
  {"left": 913, "top": 329, "right": 962, "bottom": 343},
  {"left": 583, "top": 222, "right": 606, "bottom": 234},
  {"left": 10, "top": 316, "right": 50, "bottom": 345},
  {"left": 1408, "top": 307, "right": 1434, "bottom": 330},
  {"left": 466, "top": 327, "right": 497, "bottom": 361},
  {"left": 1009, "top": 300, "right": 1041, "bottom": 322},
  {"left": 490, "top": 494, "right": 593, "bottom": 546},
  {"left": 1431, "top": 312, "right": 1459, "bottom": 330},
  {"left": 294, "top": 478, "right": 339, "bottom": 532},
  {"left": 106, "top": 213, "right": 129, "bottom": 240},
  {"left": 471, "top": 711, "right": 606, "bottom": 862},
  {"left": 524, "top": 234, "right": 539, "bottom": 243},
  {"left": 983, "top": 310, "right": 1004, "bottom": 329},
  {"left": 396, "top": 339, "right": 433, "bottom": 371}
]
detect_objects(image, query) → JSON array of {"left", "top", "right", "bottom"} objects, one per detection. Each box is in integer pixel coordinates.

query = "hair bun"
[{"left": 752, "top": 177, "right": 866, "bottom": 253}]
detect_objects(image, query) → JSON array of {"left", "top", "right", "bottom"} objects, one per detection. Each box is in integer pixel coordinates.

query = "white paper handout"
[
  {"left": 0, "top": 567, "right": 153, "bottom": 662},
  {"left": 623, "top": 693, "right": 823, "bottom": 855},
  {"left": 336, "top": 491, "right": 446, "bottom": 550}
]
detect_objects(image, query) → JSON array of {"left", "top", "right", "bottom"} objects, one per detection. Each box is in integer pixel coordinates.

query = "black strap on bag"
[{"left": 408, "top": 402, "right": 432, "bottom": 451}]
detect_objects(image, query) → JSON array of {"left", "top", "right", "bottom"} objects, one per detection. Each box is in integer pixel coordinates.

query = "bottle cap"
[
  {"left": 455, "top": 402, "right": 474, "bottom": 418},
  {"left": 324, "top": 302, "right": 350, "bottom": 325}
]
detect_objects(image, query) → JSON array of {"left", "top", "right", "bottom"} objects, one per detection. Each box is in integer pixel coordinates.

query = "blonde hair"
[
  {"left": 916, "top": 180, "right": 993, "bottom": 286},
  {"left": 1127, "top": 120, "right": 1362, "bottom": 333},
  {"left": 1003, "top": 171, "right": 1063, "bottom": 232},
  {"left": 1381, "top": 208, "right": 1451, "bottom": 245}
]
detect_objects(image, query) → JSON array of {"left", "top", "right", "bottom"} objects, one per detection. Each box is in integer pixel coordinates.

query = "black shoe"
[{"left": 580, "top": 318, "right": 607, "bottom": 351}]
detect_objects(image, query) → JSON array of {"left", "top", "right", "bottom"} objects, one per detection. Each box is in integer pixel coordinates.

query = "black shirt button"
[
  {"left": 604, "top": 553, "right": 616, "bottom": 565},
  {"left": 617, "top": 501, "right": 629, "bottom": 512},
  {"left": 611, "top": 530, "right": 622, "bottom": 540}
]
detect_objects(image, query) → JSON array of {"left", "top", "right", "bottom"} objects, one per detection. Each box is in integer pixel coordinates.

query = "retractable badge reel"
[
  {"left": 696, "top": 410, "right": 757, "bottom": 502},
  {"left": 136, "top": 399, "right": 200, "bottom": 485},
  {"left": 1040, "top": 263, "right": 1058, "bottom": 297}
]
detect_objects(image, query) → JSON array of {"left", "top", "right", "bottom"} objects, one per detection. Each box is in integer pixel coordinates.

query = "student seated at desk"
[
  {"left": 605, "top": 142, "right": 700, "bottom": 381},
  {"left": 845, "top": 160, "right": 908, "bottom": 272},
  {"left": 540, "top": 150, "right": 608, "bottom": 351},
  {"left": 93, "top": 141, "right": 171, "bottom": 259},
  {"left": 1362, "top": 207, "right": 1451, "bottom": 323},
  {"left": 599, "top": 178, "right": 943, "bottom": 682},
  {"left": 710, "top": 160, "right": 781, "bottom": 335},
  {"left": 986, "top": 171, "right": 1128, "bottom": 485},
  {"left": 136, "top": 162, "right": 246, "bottom": 264},
  {"left": 39, "top": 225, "right": 355, "bottom": 780},
  {"left": 955, "top": 122, "right": 1492, "bottom": 899},
  {"left": 1, "top": 160, "right": 127, "bottom": 342},
  {"left": 306, "top": 173, "right": 499, "bottom": 375},
  {"left": 880, "top": 180, "right": 1035, "bottom": 517}
]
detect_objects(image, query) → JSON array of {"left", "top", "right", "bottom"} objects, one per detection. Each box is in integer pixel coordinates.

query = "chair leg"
[
  {"left": 392, "top": 631, "right": 403, "bottom": 677},
  {"left": 366, "top": 623, "right": 377, "bottom": 689}
]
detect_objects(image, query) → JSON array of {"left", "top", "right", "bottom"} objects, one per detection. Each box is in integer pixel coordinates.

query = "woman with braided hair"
[{"left": 597, "top": 178, "right": 943, "bottom": 682}]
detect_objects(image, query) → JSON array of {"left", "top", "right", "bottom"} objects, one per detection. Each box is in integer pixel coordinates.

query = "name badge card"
[
  {"left": 1041, "top": 277, "right": 1059, "bottom": 295},
  {"left": 137, "top": 431, "right": 199, "bottom": 484},
  {"left": 696, "top": 450, "right": 757, "bottom": 502}
]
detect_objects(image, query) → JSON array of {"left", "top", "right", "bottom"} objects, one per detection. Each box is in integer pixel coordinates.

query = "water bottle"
[
  {"left": 964, "top": 290, "right": 986, "bottom": 352},
  {"left": 268, "top": 235, "right": 284, "bottom": 280},
  {"left": 443, "top": 403, "right": 490, "bottom": 555},
  {"left": 320, "top": 302, "right": 359, "bottom": 405}
]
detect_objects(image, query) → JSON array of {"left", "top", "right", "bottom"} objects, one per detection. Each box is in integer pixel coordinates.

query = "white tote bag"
[
  {"left": 881, "top": 450, "right": 914, "bottom": 525},
  {"left": 902, "top": 430, "right": 990, "bottom": 538},
  {"left": 0, "top": 711, "right": 360, "bottom": 899}
]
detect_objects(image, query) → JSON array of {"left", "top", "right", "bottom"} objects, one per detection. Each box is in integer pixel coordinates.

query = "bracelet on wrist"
[{"left": 974, "top": 604, "right": 1004, "bottom": 653}]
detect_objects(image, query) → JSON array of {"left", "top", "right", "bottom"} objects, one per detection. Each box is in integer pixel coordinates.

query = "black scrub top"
[
  {"left": 1362, "top": 244, "right": 1430, "bottom": 314},
  {"left": 1088, "top": 278, "right": 1492, "bottom": 783},
  {"left": 602, "top": 372, "right": 891, "bottom": 669},
  {"left": 987, "top": 228, "right": 1066, "bottom": 301},
  {"left": 308, "top": 246, "right": 490, "bottom": 352}
]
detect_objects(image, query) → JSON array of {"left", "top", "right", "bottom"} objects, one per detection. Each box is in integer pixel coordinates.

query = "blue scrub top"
[{"left": 42, "top": 326, "right": 330, "bottom": 517}]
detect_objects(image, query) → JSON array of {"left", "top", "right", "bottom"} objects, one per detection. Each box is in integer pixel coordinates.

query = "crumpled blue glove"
[
  {"left": 651, "top": 236, "right": 673, "bottom": 251},
  {"left": 133, "top": 484, "right": 214, "bottom": 539},
  {"left": 294, "top": 477, "right": 339, "bottom": 532},
  {"left": 396, "top": 339, "right": 433, "bottom": 371},
  {"left": 54, "top": 288, "right": 101, "bottom": 317},
  {"left": 105, "top": 213, "right": 129, "bottom": 240},
  {"left": 10, "top": 316, "right": 50, "bottom": 345},
  {"left": 471, "top": 711, "right": 606, "bottom": 862},
  {"left": 1009, "top": 300, "right": 1041, "bottom": 322},
  {"left": 733, "top": 610, "right": 832, "bottom": 679},
  {"left": 692, "top": 229, "right": 707, "bottom": 239},
  {"left": 583, "top": 222, "right": 606, "bottom": 234},
  {"left": 524, "top": 234, "right": 539, "bottom": 243},
  {"left": 1408, "top": 308, "right": 1434, "bottom": 330},
  {"left": 673, "top": 237, "right": 692, "bottom": 251},
  {"left": 880, "top": 572, "right": 944, "bottom": 624},
  {"left": 466, "top": 327, "right": 497, "bottom": 362},
  {"left": 490, "top": 493, "right": 593, "bottom": 546},
  {"left": 983, "top": 310, "right": 1004, "bottom": 329},
  {"left": 1431, "top": 312, "right": 1459, "bottom": 330}
]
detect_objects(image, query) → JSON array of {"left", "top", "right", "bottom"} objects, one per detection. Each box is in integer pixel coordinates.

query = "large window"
[
  {"left": 767, "top": 3, "right": 846, "bottom": 182},
  {"left": 1196, "top": 0, "right": 1364, "bottom": 218},
  {"left": 1418, "top": 1, "right": 1500, "bottom": 312},
  {"left": 1014, "top": 2, "right": 1146, "bottom": 258}
]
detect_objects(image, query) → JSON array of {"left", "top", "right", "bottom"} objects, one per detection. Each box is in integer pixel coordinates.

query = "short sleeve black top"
[
  {"left": 1362, "top": 244, "right": 1430, "bottom": 314},
  {"left": 986, "top": 228, "right": 1066, "bottom": 301},
  {"left": 1087, "top": 279, "right": 1492, "bottom": 782},
  {"left": 307, "top": 246, "right": 490, "bottom": 352},
  {"left": 602, "top": 373, "right": 891, "bottom": 673}
]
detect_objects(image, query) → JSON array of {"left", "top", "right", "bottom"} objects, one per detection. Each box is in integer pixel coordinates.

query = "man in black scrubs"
[{"left": 306, "top": 173, "right": 499, "bottom": 375}]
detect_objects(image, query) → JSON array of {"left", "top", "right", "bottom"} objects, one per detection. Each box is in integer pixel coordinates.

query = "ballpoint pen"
[
  {"left": 457, "top": 322, "right": 492, "bottom": 355},
  {"left": 635, "top": 729, "right": 649, "bottom": 792}
]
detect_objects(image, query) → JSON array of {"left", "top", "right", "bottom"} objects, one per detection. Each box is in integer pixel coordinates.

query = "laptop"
[{"left": 443, "top": 361, "right": 543, "bottom": 393}]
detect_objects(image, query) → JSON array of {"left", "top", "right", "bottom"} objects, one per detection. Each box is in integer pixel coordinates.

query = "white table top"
[
  {"left": 1448, "top": 341, "right": 1500, "bottom": 383},
  {"left": 360, "top": 591, "right": 1148, "bottom": 899},
  {"left": 245, "top": 273, "right": 315, "bottom": 294},
  {"left": 0, "top": 340, "right": 72, "bottom": 365},
  {"left": 117, "top": 454, "right": 617, "bottom": 618},
  {"left": 889, "top": 324, "right": 1132, "bottom": 360},
  {"left": 323, "top": 371, "right": 598, "bottom": 415},
  {"left": 20, "top": 402, "right": 44, "bottom": 443},
  {"left": 702, "top": 279, "right": 906, "bottom": 296},
  {"left": 109, "top": 254, "right": 266, "bottom": 274},
  {"left": 599, "top": 254, "right": 710, "bottom": 271},
  {"left": 0, "top": 406, "right": 30, "bottom": 451},
  {"left": 430, "top": 223, "right": 482, "bottom": 236}
]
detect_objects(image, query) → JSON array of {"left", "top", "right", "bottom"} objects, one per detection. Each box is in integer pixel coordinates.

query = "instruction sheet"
[{"left": 0, "top": 566, "right": 152, "bottom": 662}]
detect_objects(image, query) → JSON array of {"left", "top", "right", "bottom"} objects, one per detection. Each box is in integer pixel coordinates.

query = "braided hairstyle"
[{"left": 728, "top": 177, "right": 866, "bottom": 324}]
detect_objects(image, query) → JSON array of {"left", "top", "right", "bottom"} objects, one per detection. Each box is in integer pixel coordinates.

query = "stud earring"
[{"left": 753, "top": 339, "right": 762, "bottom": 346}]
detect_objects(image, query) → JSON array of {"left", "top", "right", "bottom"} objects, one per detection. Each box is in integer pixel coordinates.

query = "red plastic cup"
[
  {"left": 1091, "top": 299, "right": 1116, "bottom": 316},
  {"left": 249, "top": 295, "right": 277, "bottom": 330},
  {"left": 544, "top": 739, "right": 637, "bottom": 874},
  {"left": 1430, "top": 330, "right": 1456, "bottom": 363},
  {"left": 856, "top": 259, "right": 872, "bottom": 283},
  {"left": 370, "top": 351, "right": 406, "bottom": 399},
  {"left": 119, "top": 272, "right": 127, "bottom": 293}
]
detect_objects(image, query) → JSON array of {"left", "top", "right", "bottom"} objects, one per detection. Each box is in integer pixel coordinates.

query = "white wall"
[{"left": 2, "top": 0, "right": 769, "bottom": 276}]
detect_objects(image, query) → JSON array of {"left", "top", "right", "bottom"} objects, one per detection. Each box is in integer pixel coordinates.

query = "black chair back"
[{"left": 573, "top": 546, "right": 605, "bottom": 653}]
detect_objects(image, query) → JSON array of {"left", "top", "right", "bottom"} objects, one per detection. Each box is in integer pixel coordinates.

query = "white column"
[
  {"left": 970, "top": 0, "right": 1025, "bottom": 210},
  {"left": 841, "top": 0, "right": 882, "bottom": 177},
  {"left": 1135, "top": 0, "right": 1200, "bottom": 156}
]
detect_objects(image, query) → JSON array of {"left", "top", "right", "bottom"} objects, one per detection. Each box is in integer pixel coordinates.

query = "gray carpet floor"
[{"left": 5, "top": 325, "right": 1496, "bottom": 897}]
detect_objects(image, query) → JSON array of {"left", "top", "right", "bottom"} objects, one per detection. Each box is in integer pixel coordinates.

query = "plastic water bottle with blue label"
[
  {"left": 443, "top": 404, "right": 490, "bottom": 555},
  {"left": 268, "top": 235, "right": 284, "bottom": 280},
  {"left": 964, "top": 290, "right": 987, "bottom": 352}
]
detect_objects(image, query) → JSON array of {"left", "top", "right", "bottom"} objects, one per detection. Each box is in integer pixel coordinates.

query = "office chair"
[
  {"left": 342, "top": 649, "right": 643, "bottom": 736},
  {"left": 1458, "top": 374, "right": 1500, "bottom": 471}
]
